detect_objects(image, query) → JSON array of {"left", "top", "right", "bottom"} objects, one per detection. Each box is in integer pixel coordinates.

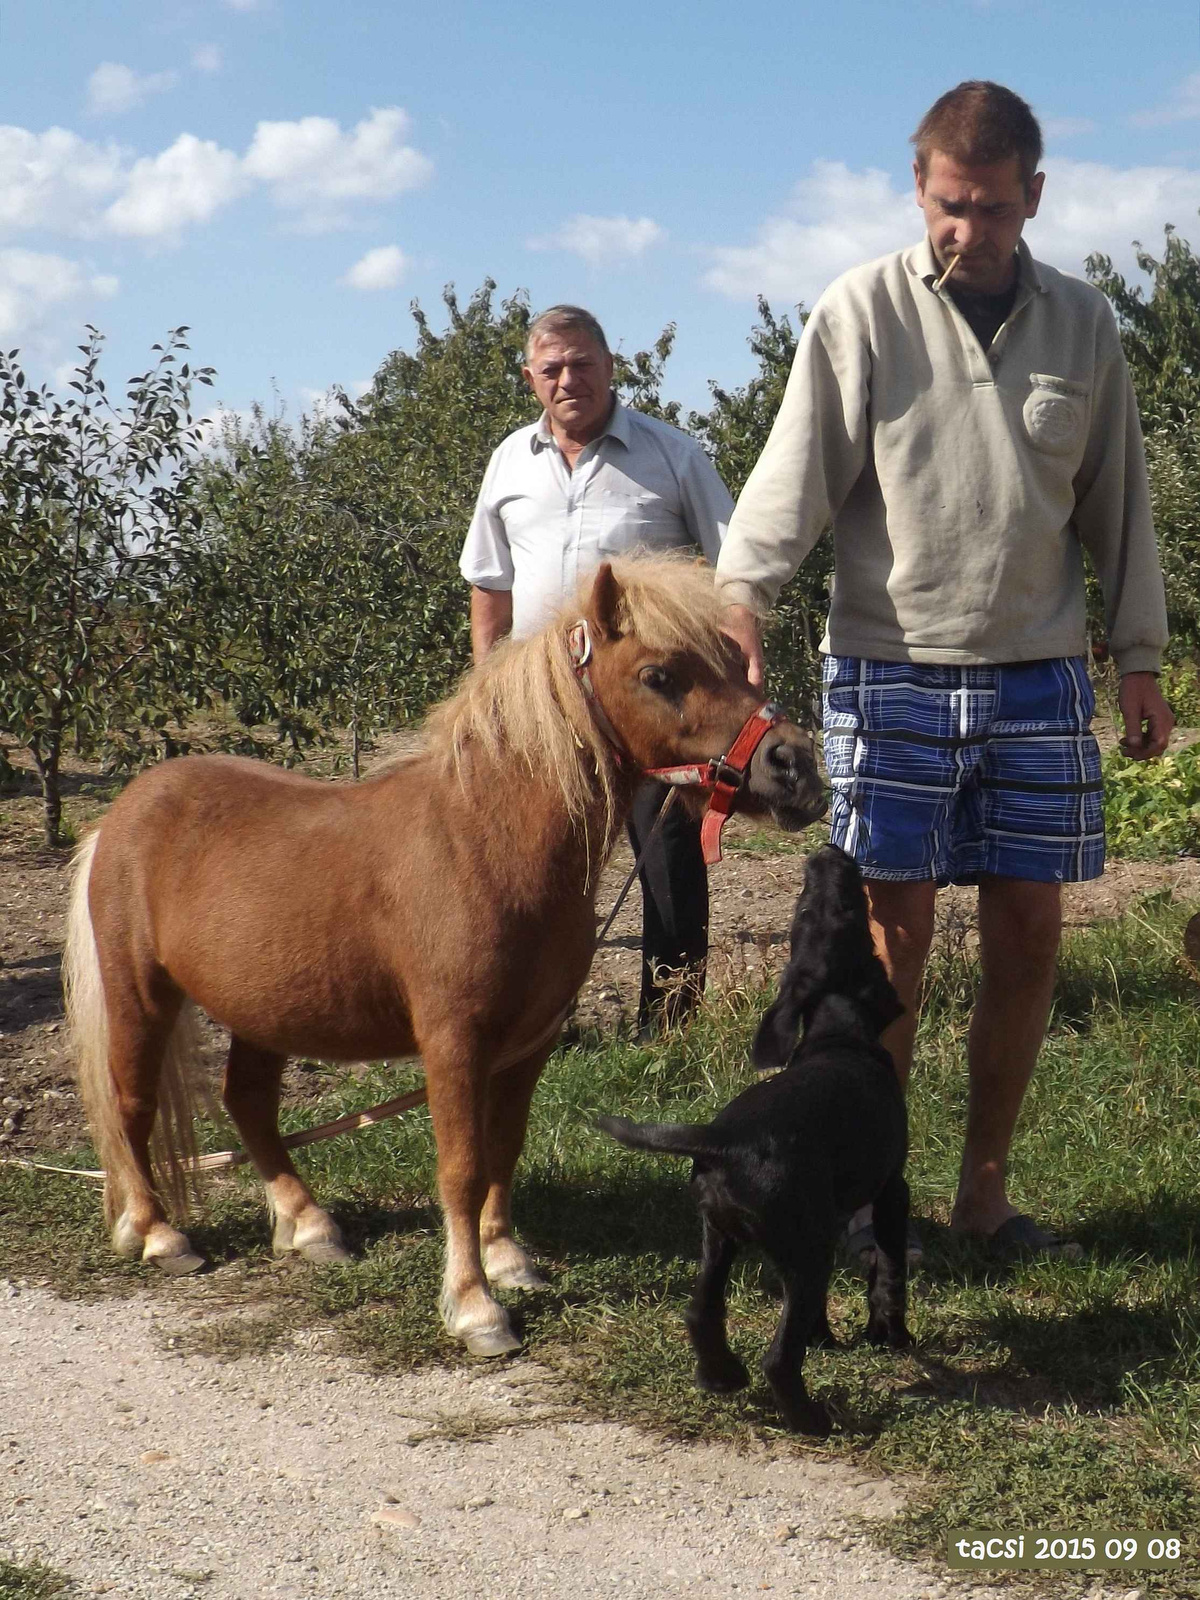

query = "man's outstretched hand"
[
  {"left": 721, "top": 603, "right": 765, "bottom": 689},
  {"left": 1118, "top": 671, "right": 1175, "bottom": 760}
]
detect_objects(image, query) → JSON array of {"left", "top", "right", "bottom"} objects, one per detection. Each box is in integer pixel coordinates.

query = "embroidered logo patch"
[{"left": 1023, "top": 374, "right": 1088, "bottom": 456}]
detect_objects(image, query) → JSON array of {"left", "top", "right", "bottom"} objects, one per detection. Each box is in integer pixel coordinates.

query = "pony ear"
[{"left": 588, "top": 561, "right": 625, "bottom": 641}]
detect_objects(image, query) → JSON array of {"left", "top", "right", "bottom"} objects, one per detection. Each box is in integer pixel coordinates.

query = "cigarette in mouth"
[{"left": 933, "top": 253, "right": 962, "bottom": 292}]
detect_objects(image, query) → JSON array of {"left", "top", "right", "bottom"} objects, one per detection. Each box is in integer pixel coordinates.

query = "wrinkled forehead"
[{"left": 525, "top": 334, "right": 610, "bottom": 371}]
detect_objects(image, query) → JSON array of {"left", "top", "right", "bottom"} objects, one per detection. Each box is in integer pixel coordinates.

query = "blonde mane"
[{"left": 424, "top": 555, "right": 732, "bottom": 841}]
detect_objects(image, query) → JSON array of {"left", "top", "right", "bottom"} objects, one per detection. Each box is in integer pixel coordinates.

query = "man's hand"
[
  {"left": 720, "top": 603, "right": 765, "bottom": 689},
  {"left": 1118, "top": 671, "right": 1175, "bottom": 760}
]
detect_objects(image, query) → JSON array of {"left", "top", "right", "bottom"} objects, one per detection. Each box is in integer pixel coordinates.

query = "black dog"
[{"left": 597, "top": 844, "right": 912, "bottom": 1436}]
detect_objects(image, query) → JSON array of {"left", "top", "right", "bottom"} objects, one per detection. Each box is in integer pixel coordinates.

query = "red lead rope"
[{"left": 566, "top": 618, "right": 787, "bottom": 865}]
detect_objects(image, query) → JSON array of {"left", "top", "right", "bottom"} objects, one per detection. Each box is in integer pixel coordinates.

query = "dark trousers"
[{"left": 626, "top": 780, "right": 709, "bottom": 1032}]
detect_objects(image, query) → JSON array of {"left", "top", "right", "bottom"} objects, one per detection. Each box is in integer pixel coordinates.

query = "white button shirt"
[{"left": 460, "top": 399, "right": 733, "bottom": 638}]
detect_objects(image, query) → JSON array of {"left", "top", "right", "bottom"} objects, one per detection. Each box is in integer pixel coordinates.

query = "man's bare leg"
[
  {"left": 846, "top": 879, "right": 938, "bottom": 1241},
  {"left": 865, "top": 879, "right": 938, "bottom": 1090},
  {"left": 950, "top": 875, "right": 1062, "bottom": 1237}
]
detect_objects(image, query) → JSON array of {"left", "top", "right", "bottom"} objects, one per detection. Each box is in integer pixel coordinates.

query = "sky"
[{"left": 5, "top": 0, "right": 1200, "bottom": 425}]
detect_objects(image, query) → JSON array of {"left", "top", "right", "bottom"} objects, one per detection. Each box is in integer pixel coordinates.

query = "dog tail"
[{"left": 596, "top": 1113, "right": 719, "bottom": 1160}]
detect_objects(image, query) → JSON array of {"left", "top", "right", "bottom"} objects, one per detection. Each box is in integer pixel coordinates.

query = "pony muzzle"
[{"left": 747, "top": 723, "right": 827, "bottom": 831}]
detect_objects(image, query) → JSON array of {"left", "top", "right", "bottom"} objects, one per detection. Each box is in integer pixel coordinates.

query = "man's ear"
[{"left": 588, "top": 561, "right": 625, "bottom": 642}]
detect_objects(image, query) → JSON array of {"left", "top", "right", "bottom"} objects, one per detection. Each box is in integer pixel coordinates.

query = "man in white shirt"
[{"left": 461, "top": 304, "right": 735, "bottom": 1034}]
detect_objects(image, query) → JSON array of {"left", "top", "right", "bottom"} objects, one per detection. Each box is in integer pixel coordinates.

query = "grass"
[
  {"left": 0, "top": 1560, "right": 74, "bottom": 1599},
  {"left": 2, "top": 901, "right": 1199, "bottom": 1594},
  {"left": 724, "top": 822, "right": 816, "bottom": 855}
]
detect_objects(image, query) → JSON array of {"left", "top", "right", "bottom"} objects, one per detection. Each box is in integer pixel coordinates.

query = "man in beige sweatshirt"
[{"left": 717, "top": 81, "right": 1173, "bottom": 1261}]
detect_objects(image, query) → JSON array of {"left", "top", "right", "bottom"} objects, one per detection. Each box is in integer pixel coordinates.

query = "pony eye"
[{"left": 639, "top": 664, "right": 673, "bottom": 694}]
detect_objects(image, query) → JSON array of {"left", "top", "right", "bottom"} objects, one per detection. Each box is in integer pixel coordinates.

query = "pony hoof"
[
  {"left": 488, "top": 1263, "right": 548, "bottom": 1291},
  {"left": 273, "top": 1210, "right": 347, "bottom": 1262},
  {"left": 483, "top": 1240, "right": 548, "bottom": 1291},
  {"left": 298, "top": 1240, "right": 353, "bottom": 1266},
  {"left": 151, "top": 1249, "right": 207, "bottom": 1277},
  {"left": 463, "top": 1325, "right": 522, "bottom": 1359},
  {"left": 142, "top": 1224, "right": 205, "bottom": 1275}
]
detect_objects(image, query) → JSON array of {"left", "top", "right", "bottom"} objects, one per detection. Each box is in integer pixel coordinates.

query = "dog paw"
[
  {"left": 696, "top": 1356, "right": 750, "bottom": 1394},
  {"left": 864, "top": 1317, "right": 913, "bottom": 1349},
  {"left": 779, "top": 1397, "right": 832, "bottom": 1438}
]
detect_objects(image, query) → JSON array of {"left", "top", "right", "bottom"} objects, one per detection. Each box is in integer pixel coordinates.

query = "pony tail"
[
  {"left": 63, "top": 830, "right": 206, "bottom": 1226},
  {"left": 64, "top": 830, "right": 123, "bottom": 1226},
  {"left": 151, "top": 1004, "right": 205, "bottom": 1221}
]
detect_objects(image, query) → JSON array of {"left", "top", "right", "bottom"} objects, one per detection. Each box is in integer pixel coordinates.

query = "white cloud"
[
  {"left": 0, "top": 124, "right": 126, "bottom": 233},
  {"left": 527, "top": 213, "right": 666, "bottom": 266},
  {"left": 299, "top": 386, "right": 345, "bottom": 420},
  {"left": 243, "top": 107, "right": 432, "bottom": 229},
  {"left": 1043, "top": 116, "right": 1098, "bottom": 142},
  {"left": 192, "top": 45, "right": 222, "bottom": 75},
  {"left": 1029, "top": 157, "right": 1200, "bottom": 273},
  {"left": 86, "top": 62, "right": 178, "bottom": 117},
  {"left": 1130, "top": 74, "right": 1200, "bottom": 129},
  {"left": 222, "top": 0, "right": 263, "bottom": 10},
  {"left": 341, "top": 244, "right": 408, "bottom": 290},
  {"left": 103, "top": 133, "right": 246, "bottom": 240},
  {"left": 0, "top": 249, "right": 117, "bottom": 340},
  {"left": 702, "top": 156, "right": 1200, "bottom": 307},
  {"left": 0, "top": 107, "right": 431, "bottom": 246},
  {"left": 192, "top": 405, "right": 259, "bottom": 455},
  {"left": 703, "top": 162, "right": 915, "bottom": 303}
]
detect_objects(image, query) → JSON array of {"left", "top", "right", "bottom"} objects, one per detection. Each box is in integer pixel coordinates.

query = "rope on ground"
[{"left": 6, "top": 1008, "right": 569, "bottom": 1185}]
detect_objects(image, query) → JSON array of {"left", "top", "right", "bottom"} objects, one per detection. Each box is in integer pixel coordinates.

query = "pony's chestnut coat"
[{"left": 65, "top": 557, "right": 825, "bottom": 1357}]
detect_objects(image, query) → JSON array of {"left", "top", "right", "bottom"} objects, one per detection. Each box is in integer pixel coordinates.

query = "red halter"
[{"left": 566, "top": 618, "right": 787, "bottom": 865}]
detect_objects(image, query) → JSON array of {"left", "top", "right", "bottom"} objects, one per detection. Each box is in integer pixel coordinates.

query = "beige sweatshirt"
[{"left": 715, "top": 238, "right": 1169, "bottom": 675}]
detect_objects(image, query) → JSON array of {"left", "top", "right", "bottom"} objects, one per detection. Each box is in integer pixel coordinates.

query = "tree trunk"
[{"left": 29, "top": 738, "right": 65, "bottom": 849}]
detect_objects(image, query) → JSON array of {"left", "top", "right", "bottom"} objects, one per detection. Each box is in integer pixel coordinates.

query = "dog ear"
[
  {"left": 751, "top": 969, "right": 817, "bottom": 1072},
  {"left": 587, "top": 561, "right": 625, "bottom": 641},
  {"left": 751, "top": 992, "right": 802, "bottom": 1072}
]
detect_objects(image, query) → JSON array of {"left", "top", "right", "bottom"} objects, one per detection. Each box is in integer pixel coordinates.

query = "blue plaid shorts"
[{"left": 822, "top": 655, "right": 1105, "bottom": 885}]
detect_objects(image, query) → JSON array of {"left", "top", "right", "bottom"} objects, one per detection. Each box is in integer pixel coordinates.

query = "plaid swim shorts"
[{"left": 822, "top": 655, "right": 1105, "bottom": 885}]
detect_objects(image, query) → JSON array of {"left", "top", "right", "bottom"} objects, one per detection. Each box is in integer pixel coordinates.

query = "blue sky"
[{"left": 5, "top": 0, "right": 1200, "bottom": 423}]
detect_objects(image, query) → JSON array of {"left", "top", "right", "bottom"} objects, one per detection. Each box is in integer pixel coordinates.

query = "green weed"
[
  {"left": 0, "top": 1560, "right": 74, "bottom": 1599},
  {"left": 1104, "top": 743, "right": 1200, "bottom": 859}
]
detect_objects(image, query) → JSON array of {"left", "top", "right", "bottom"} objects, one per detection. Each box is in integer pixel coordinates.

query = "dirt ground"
[{"left": 3, "top": 738, "right": 1200, "bottom": 1159}]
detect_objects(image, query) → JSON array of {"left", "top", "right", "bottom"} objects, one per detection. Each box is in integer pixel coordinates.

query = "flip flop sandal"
[{"left": 984, "top": 1213, "right": 1083, "bottom": 1262}]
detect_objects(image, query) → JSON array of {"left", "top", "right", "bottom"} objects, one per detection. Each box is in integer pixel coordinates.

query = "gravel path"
[{"left": 0, "top": 1280, "right": 981, "bottom": 1600}]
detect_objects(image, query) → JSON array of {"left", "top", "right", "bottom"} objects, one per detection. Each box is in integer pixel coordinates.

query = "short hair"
[
  {"left": 912, "top": 81, "right": 1043, "bottom": 193},
  {"left": 524, "top": 305, "right": 610, "bottom": 361}
]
